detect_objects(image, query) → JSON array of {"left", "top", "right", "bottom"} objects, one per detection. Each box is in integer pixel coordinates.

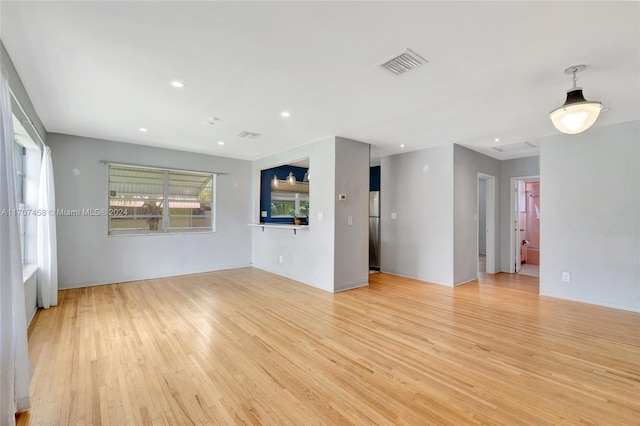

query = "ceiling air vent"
[
  {"left": 492, "top": 141, "right": 537, "bottom": 153},
  {"left": 236, "top": 130, "right": 261, "bottom": 138},
  {"left": 379, "top": 48, "right": 428, "bottom": 76}
]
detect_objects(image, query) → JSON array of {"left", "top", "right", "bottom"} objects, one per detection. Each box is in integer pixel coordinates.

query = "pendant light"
[
  {"left": 549, "top": 65, "right": 602, "bottom": 134},
  {"left": 287, "top": 172, "right": 296, "bottom": 185},
  {"left": 303, "top": 169, "right": 310, "bottom": 182},
  {"left": 272, "top": 175, "right": 279, "bottom": 188}
]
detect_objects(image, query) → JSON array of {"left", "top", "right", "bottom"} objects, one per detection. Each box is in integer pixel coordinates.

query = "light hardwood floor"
[{"left": 17, "top": 269, "right": 640, "bottom": 425}]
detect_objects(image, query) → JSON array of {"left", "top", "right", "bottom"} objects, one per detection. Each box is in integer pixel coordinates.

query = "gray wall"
[
  {"left": 540, "top": 120, "right": 639, "bottom": 312},
  {"left": 334, "top": 137, "right": 370, "bottom": 291},
  {"left": 498, "top": 156, "right": 539, "bottom": 271},
  {"left": 478, "top": 179, "right": 486, "bottom": 255},
  {"left": 453, "top": 145, "right": 500, "bottom": 285},
  {"left": 48, "top": 133, "right": 252, "bottom": 288},
  {"left": 251, "top": 137, "right": 337, "bottom": 292},
  {"left": 380, "top": 145, "right": 454, "bottom": 286}
]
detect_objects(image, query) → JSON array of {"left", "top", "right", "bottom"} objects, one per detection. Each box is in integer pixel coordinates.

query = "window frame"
[
  {"left": 107, "top": 164, "right": 216, "bottom": 236},
  {"left": 14, "top": 140, "right": 27, "bottom": 262},
  {"left": 270, "top": 190, "right": 309, "bottom": 218}
]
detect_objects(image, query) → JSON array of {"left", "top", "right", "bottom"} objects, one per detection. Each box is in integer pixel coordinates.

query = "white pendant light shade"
[
  {"left": 550, "top": 65, "right": 602, "bottom": 134},
  {"left": 287, "top": 172, "right": 296, "bottom": 185},
  {"left": 272, "top": 175, "right": 279, "bottom": 188},
  {"left": 550, "top": 89, "right": 602, "bottom": 134}
]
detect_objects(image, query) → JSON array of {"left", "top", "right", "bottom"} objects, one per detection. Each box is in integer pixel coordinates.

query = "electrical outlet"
[
  {"left": 348, "top": 216, "right": 353, "bottom": 226},
  {"left": 562, "top": 272, "right": 571, "bottom": 283},
  {"left": 317, "top": 212, "right": 323, "bottom": 221},
  {"left": 261, "top": 210, "right": 267, "bottom": 218},
  {"left": 391, "top": 212, "right": 398, "bottom": 220}
]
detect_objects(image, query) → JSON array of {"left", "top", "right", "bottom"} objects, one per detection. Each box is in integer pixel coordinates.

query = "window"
[
  {"left": 271, "top": 191, "right": 309, "bottom": 218},
  {"left": 108, "top": 165, "right": 215, "bottom": 235},
  {"left": 14, "top": 141, "right": 26, "bottom": 262}
]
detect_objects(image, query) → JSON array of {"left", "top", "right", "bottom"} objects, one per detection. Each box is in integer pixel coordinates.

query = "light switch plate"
[
  {"left": 317, "top": 212, "right": 324, "bottom": 221},
  {"left": 261, "top": 211, "right": 267, "bottom": 218},
  {"left": 391, "top": 212, "right": 398, "bottom": 220},
  {"left": 348, "top": 216, "right": 353, "bottom": 225}
]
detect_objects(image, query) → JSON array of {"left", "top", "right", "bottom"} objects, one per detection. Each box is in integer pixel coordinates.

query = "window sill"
[{"left": 23, "top": 264, "right": 38, "bottom": 284}]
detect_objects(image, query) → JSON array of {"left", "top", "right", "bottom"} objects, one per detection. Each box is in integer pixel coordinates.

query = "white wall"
[
  {"left": 251, "top": 137, "right": 337, "bottom": 292},
  {"left": 540, "top": 120, "right": 639, "bottom": 312},
  {"left": 478, "top": 179, "right": 486, "bottom": 255},
  {"left": 334, "top": 137, "right": 369, "bottom": 291},
  {"left": 48, "top": 133, "right": 252, "bottom": 288},
  {"left": 498, "top": 156, "right": 539, "bottom": 272},
  {"left": 380, "top": 145, "right": 454, "bottom": 286},
  {"left": 453, "top": 145, "right": 500, "bottom": 285}
]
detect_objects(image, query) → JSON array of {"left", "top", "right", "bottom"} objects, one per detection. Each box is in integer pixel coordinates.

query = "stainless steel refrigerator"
[{"left": 369, "top": 191, "right": 380, "bottom": 270}]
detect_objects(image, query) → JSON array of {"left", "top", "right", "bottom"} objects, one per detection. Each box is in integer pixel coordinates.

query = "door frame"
[
  {"left": 477, "top": 173, "right": 496, "bottom": 275},
  {"left": 509, "top": 176, "right": 540, "bottom": 273}
]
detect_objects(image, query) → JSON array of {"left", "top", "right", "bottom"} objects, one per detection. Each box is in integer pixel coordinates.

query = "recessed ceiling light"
[
  {"left": 217, "top": 141, "right": 224, "bottom": 146},
  {"left": 171, "top": 81, "right": 185, "bottom": 88},
  {"left": 139, "top": 127, "right": 148, "bottom": 133},
  {"left": 281, "top": 111, "right": 291, "bottom": 118},
  {"left": 494, "top": 138, "right": 500, "bottom": 142},
  {"left": 400, "top": 144, "right": 405, "bottom": 148}
]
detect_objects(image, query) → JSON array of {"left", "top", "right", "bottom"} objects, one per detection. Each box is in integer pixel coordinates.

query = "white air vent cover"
[
  {"left": 492, "top": 141, "right": 537, "bottom": 153},
  {"left": 379, "top": 49, "right": 428, "bottom": 75},
  {"left": 236, "top": 130, "right": 261, "bottom": 138}
]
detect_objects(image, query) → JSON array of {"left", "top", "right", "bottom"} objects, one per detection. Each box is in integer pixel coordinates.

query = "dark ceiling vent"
[
  {"left": 236, "top": 131, "right": 261, "bottom": 138},
  {"left": 379, "top": 49, "right": 428, "bottom": 76}
]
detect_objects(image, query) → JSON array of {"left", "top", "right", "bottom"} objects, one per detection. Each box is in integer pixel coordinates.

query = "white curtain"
[
  {"left": 37, "top": 146, "right": 57, "bottom": 308},
  {"left": 0, "top": 72, "right": 31, "bottom": 424}
]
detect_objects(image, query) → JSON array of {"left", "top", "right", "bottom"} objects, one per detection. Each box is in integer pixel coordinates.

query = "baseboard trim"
[
  {"left": 379, "top": 270, "right": 454, "bottom": 287},
  {"left": 59, "top": 263, "right": 252, "bottom": 289},
  {"left": 539, "top": 291, "right": 640, "bottom": 313},
  {"left": 454, "top": 278, "right": 478, "bottom": 287},
  {"left": 334, "top": 281, "right": 369, "bottom": 293},
  {"left": 27, "top": 306, "right": 37, "bottom": 326}
]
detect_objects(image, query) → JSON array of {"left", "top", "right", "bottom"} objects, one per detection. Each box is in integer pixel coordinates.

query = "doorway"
[
  {"left": 477, "top": 173, "right": 496, "bottom": 277},
  {"left": 511, "top": 177, "right": 540, "bottom": 277},
  {"left": 369, "top": 165, "right": 381, "bottom": 272}
]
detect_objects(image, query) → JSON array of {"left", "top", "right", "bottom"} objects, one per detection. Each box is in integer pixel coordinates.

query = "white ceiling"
[{"left": 1, "top": 1, "right": 638, "bottom": 161}]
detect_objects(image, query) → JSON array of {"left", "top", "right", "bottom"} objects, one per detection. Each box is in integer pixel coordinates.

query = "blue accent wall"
[
  {"left": 260, "top": 165, "right": 308, "bottom": 223},
  {"left": 370, "top": 165, "right": 380, "bottom": 191}
]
